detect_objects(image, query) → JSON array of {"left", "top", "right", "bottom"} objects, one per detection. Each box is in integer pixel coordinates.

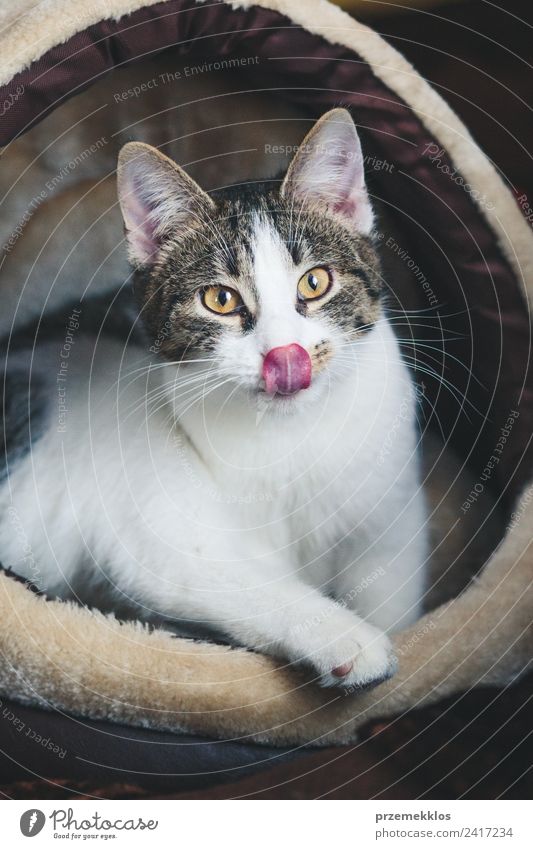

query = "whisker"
[
  {"left": 120, "top": 370, "right": 219, "bottom": 422},
  {"left": 136, "top": 376, "right": 224, "bottom": 432},
  {"left": 335, "top": 332, "right": 485, "bottom": 390},
  {"left": 215, "top": 381, "right": 242, "bottom": 422},
  {"left": 172, "top": 376, "right": 236, "bottom": 424},
  {"left": 332, "top": 351, "right": 484, "bottom": 421}
]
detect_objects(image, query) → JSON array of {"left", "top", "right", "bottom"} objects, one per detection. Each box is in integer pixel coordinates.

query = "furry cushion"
[{"left": 1, "top": 489, "right": 531, "bottom": 745}]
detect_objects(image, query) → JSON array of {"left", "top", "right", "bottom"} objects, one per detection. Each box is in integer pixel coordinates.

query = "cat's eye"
[
  {"left": 202, "top": 285, "right": 243, "bottom": 315},
  {"left": 297, "top": 267, "right": 331, "bottom": 301}
]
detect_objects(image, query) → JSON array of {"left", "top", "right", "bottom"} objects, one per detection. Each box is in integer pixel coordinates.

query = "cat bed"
[{"left": 0, "top": 0, "right": 532, "bottom": 790}]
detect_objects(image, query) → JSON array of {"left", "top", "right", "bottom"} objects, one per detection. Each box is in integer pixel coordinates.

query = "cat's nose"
[{"left": 262, "top": 344, "right": 312, "bottom": 395}]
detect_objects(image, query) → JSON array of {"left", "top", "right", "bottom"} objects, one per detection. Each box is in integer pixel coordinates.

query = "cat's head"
[{"left": 117, "top": 108, "right": 383, "bottom": 412}]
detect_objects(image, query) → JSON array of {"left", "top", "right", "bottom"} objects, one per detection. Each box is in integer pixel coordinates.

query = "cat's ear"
[
  {"left": 117, "top": 142, "right": 214, "bottom": 266},
  {"left": 280, "top": 109, "right": 373, "bottom": 234}
]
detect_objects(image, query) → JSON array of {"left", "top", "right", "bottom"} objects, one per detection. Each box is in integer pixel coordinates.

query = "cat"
[{"left": 0, "top": 109, "right": 427, "bottom": 690}]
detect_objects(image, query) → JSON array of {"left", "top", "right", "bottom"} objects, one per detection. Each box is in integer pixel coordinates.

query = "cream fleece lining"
[{"left": 1, "top": 485, "right": 532, "bottom": 745}]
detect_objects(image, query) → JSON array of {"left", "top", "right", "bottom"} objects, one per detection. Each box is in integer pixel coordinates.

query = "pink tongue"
[{"left": 262, "top": 344, "right": 312, "bottom": 396}]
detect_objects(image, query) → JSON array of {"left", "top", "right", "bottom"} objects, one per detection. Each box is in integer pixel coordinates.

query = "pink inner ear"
[
  {"left": 284, "top": 117, "right": 373, "bottom": 234},
  {"left": 331, "top": 152, "right": 364, "bottom": 215},
  {"left": 334, "top": 196, "right": 358, "bottom": 217},
  {"left": 123, "top": 175, "right": 160, "bottom": 264}
]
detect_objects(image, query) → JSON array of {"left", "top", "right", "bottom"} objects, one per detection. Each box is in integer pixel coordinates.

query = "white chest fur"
[{"left": 0, "top": 318, "right": 426, "bottom": 690}]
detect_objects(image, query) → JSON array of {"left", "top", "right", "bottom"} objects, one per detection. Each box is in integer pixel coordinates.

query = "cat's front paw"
[{"left": 303, "top": 621, "right": 397, "bottom": 691}]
